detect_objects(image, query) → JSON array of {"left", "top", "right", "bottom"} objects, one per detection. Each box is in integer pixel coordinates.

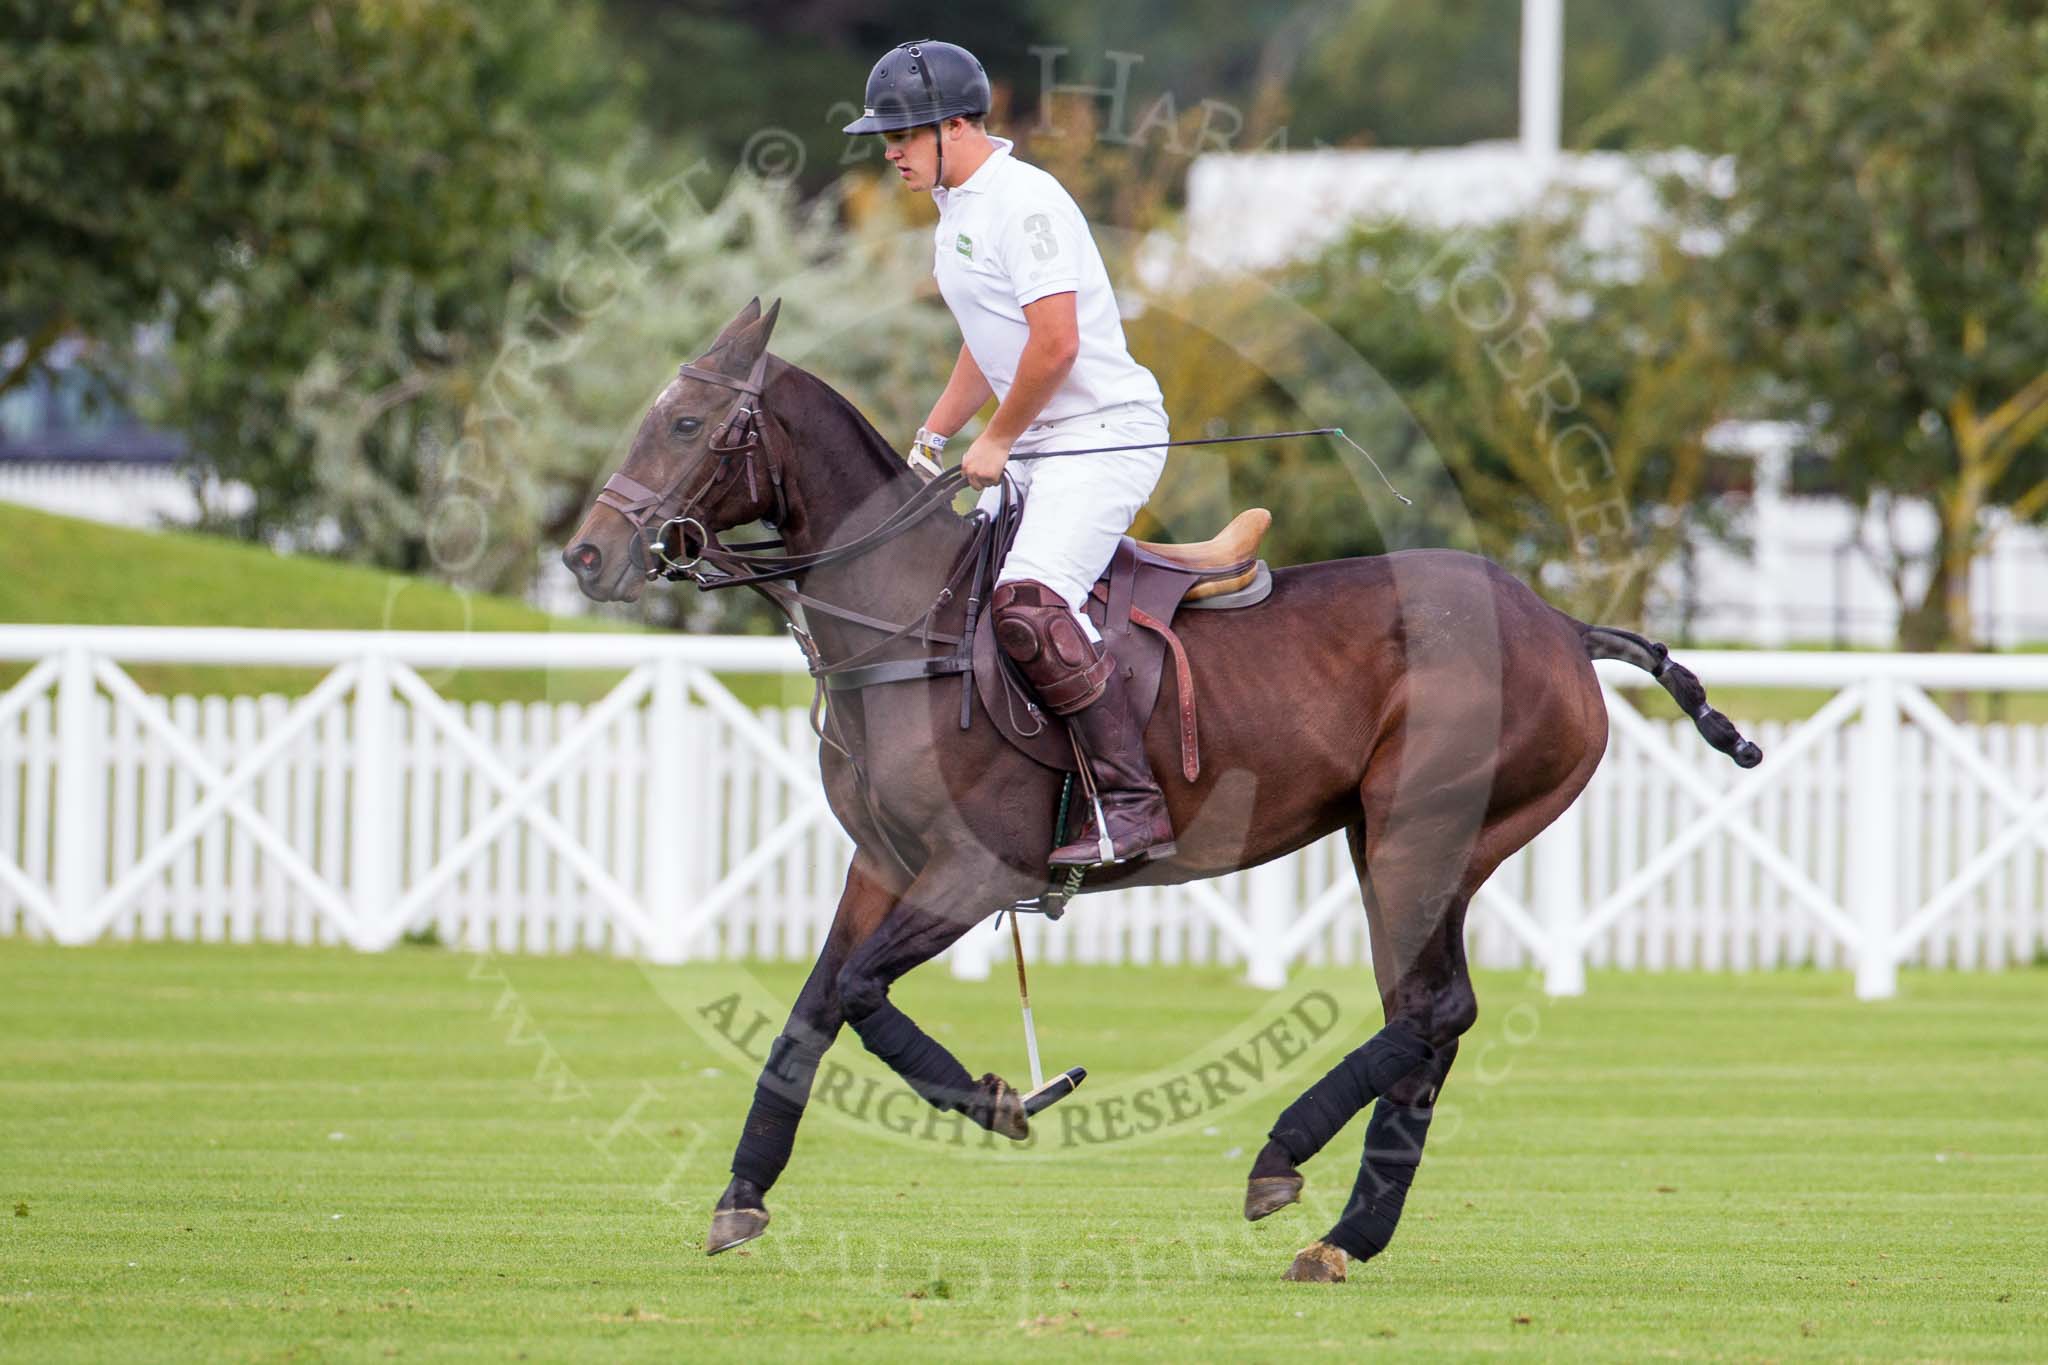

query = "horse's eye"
[{"left": 672, "top": 416, "right": 702, "bottom": 438}]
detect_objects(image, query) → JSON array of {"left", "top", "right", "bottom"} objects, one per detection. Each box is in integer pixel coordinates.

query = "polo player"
[{"left": 844, "top": 39, "right": 1176, "bottom": 867}]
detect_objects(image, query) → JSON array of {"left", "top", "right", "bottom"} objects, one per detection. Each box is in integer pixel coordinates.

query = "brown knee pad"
[{"left": 990, "top": 579, "right": 1111, "bottom": 714}]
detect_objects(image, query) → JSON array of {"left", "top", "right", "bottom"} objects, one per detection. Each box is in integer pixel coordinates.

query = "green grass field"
[{"left": 3, "top": 942, "right": 2044, "bottom": 1362}]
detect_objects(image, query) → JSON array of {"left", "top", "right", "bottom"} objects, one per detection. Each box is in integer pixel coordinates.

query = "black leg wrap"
[
  {"left": 731, "top": 1030, "right": 830, "bottom": 1192},
  {"left": 1325, "top": 1100, "right": 1433, "bottom": 1262},
  {"left": 1267, "top": 1021, "right": 1435, "bottom": 1166},
  {"left": 1249, "top": 1138, "right": 1298, "bottom": 1180},
  {"left": 850, "top": 998, "right": 976, "bottom": 1113}
]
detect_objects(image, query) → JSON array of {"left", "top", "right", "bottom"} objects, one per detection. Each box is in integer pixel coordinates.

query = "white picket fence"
[
  {"left": 0, "top": 460, "right": 255, "bottom": 528},
  {"left": 2, "top": 626, "right": 2046, "bottom": 998}
]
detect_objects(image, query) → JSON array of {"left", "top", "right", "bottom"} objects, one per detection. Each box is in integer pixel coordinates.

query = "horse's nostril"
[{"left": 567, "top": 542, "right": 601, "bottom": 577}]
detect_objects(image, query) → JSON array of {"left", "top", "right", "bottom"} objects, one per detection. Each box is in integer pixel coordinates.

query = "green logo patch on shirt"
[{"left": 955, "top": 232, "right": 973, "bottom": 259}]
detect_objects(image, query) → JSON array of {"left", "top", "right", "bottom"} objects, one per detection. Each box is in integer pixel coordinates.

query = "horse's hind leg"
[
  {"left": 1283, "top": 1039, "right": 1462, "bottom": 1283},
  {"left": 1280, "top": 892, "right": 1471, "bottom": 1283},
  {"left": 1241, "top": 827, "right": 1461, "bottom": 1216},
  {"left": 1240, "top": 795, "right": 1485, "bottom": 1283},
  {"left": 707, "top": 851, "right": 901, "bottom": 1255},
  {"left": 1263, "top": 731, "right": 1596, "bottom": 1280}
]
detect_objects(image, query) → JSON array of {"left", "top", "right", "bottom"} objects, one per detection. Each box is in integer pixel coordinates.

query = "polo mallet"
[{"left": 1010, "top": 912, "right": 1086, "bottom": 1116}]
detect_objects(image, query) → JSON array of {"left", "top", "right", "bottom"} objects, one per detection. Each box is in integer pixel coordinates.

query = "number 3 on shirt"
[{"left": 1022, "top": 213, "right": 1059, "bottom": 262}]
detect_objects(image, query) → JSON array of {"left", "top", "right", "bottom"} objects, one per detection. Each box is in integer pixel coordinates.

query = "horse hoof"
[
  {"left": 705, "top": 1205, "right": 770, "bottom": 1256},
  {"left": 973, "top": 1073, "right": 1030, "bottom": 1141},
  {"left": 1281, "top": 1241, "right": 1348, "bottom": 1283},
  {"left": 1244, "top": 1174, "right": 1303, "bottom": 1221}
]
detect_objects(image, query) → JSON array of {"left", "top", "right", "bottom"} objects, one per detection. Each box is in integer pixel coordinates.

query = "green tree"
[
  {"left": 1234, "top": 212, "right": 1734, "bottom": 624},
  {"left": 597, "top": 1, "right": 1054, "bottom": 198},
  {"left": 0, "top": 0, "right": 636, "bottom": 561},
  {"left": 1662, "top": 0, "right": 2048, "bottom": 650},
  {"left": 455, "top": 171, "right": 960, "bottom": 629}
]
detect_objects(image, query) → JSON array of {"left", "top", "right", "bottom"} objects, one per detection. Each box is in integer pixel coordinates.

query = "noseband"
[{"left": 594, "top": 346, "right": 786, "bottom": 577}]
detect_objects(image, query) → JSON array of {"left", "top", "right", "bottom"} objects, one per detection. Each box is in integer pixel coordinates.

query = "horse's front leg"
[
  {"left": 834, "top": 853, "right": 1047, "bottom": 1141},
  {"left": 706, "top": 850, "right": 901, "bottom": 1255}
]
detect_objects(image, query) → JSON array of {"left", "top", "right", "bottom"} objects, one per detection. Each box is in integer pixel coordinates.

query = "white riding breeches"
[{"left": 973, "top": 402, "right": 1169, "bottom": 643}]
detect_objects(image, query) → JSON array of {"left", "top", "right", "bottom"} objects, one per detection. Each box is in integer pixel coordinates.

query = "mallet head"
[{"left": 1022, "top": 1066, "right": 1087, "bottom": 1118}]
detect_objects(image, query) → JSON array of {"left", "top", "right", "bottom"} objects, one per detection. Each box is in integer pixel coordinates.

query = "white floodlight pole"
[{"left": 1521, "top": 0, "right": 1563, "bottom": 165}]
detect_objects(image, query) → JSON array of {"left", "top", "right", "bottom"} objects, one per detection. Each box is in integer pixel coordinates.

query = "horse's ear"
[
  {"left": 724, "top": 297, "right": 781, "bottom": 363},
  {"left": 706, "top": 297, "right": 763, "bottom": 354}
]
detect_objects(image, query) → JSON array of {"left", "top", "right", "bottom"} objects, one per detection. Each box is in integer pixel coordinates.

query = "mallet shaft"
[{"left": 1011, "top": 912, "right": 1044, "bottom": 1090}]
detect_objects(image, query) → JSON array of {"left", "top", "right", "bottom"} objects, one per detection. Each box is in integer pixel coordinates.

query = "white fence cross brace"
[
  {"left": 1889, "top": 683, "right": 2048, "bottom": 963},
  {"left": 667, "top": 666, "right": 835, "bottom": 960},
  {"left": 380, "top": 661, "right": 663, "bottom": 953},
  {"left": 84, "top": 657, "right": 364, "bottom": 945},
  {"left": 1580, "top": 682, "right": 1866, "bottom": 951}
]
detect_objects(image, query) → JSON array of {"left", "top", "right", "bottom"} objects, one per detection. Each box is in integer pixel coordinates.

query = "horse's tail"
[{"left": 1578, "top": 624, "right": 1763, "bottom": 769}]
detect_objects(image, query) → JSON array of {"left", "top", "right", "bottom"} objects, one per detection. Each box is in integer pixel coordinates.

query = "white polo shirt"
[{"left": 932, "top": 137, "right": 1164, "bottom": 425}]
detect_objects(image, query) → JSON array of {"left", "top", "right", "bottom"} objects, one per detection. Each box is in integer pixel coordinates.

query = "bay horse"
[{"left": 563, "top": 299, "right": 1761, "bottom": 1282}]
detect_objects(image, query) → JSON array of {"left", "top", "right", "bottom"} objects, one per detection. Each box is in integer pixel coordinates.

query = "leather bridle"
[
  {"left": 585, "top": 349, "right": 1024, "bottom": 880},
  {"left": 594, "top": 349, "right": 981, "bottom": 598},
  {"left": 593, "top": 346, "right": 786, "bottom": 579}
]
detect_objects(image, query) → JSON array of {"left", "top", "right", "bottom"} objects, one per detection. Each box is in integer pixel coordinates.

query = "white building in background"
[
  {"left": 0, "top": 338, "right": 251, "bottom": 529},
  {"left": 1687, "top": 422, "right": 2048, "bottom": 649},
  {"left": 1183, "top": 141, "right": 1714, "bottom": 277},
  {"left": 1177, "top": 142, "right": 2048, "bottom": 648}
]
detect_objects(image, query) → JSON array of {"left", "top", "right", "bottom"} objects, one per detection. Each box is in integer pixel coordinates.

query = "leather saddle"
[{"left": 972, "top": 508, "right": 1274, "bottom": 778}]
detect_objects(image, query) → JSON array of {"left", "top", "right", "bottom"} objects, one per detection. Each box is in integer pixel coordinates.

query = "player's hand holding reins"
[{"left": 960, "top": 431, "right": 1013, "bottom": 490}]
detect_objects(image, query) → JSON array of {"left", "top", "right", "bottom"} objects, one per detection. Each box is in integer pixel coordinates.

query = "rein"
[
  {"left": 636, "top": 408, "right": 1006, "bottom": 881},
  {"left": 658, "top": 464, "right": 972, "bottom": 590}
]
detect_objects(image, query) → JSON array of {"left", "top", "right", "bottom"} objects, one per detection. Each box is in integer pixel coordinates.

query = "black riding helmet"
[{"left": 842, "top": 40, "right": 991, "bottom": 134}]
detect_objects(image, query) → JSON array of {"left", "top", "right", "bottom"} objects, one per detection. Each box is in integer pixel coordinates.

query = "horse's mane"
[{"left": 770, "top": 357, "right": 922, "bottom": 492}]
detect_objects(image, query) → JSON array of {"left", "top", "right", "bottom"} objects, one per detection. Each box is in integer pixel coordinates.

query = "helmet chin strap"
[{"left": 932, "top": 121, "right": 945, "bottom": 191}]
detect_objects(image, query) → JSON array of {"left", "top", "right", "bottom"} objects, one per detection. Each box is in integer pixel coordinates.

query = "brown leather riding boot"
[
  {"left": 1047, "top": 664, "right": 1177, "bottom": 867},
  {"left": 990, "top": 579, "right": 1176, "bottom": 867}
]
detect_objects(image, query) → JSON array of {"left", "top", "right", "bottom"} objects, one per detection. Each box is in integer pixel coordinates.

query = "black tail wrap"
[
  {"left": 1325, "top": 1100, "right": 1434, "bottom": 1262},
  {"left": 1581, "top": 625, "right": 1763, "bottom": 769},
  {"left": 1267, "top": 1021, "right": 1435, "bottom": 1166}
]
